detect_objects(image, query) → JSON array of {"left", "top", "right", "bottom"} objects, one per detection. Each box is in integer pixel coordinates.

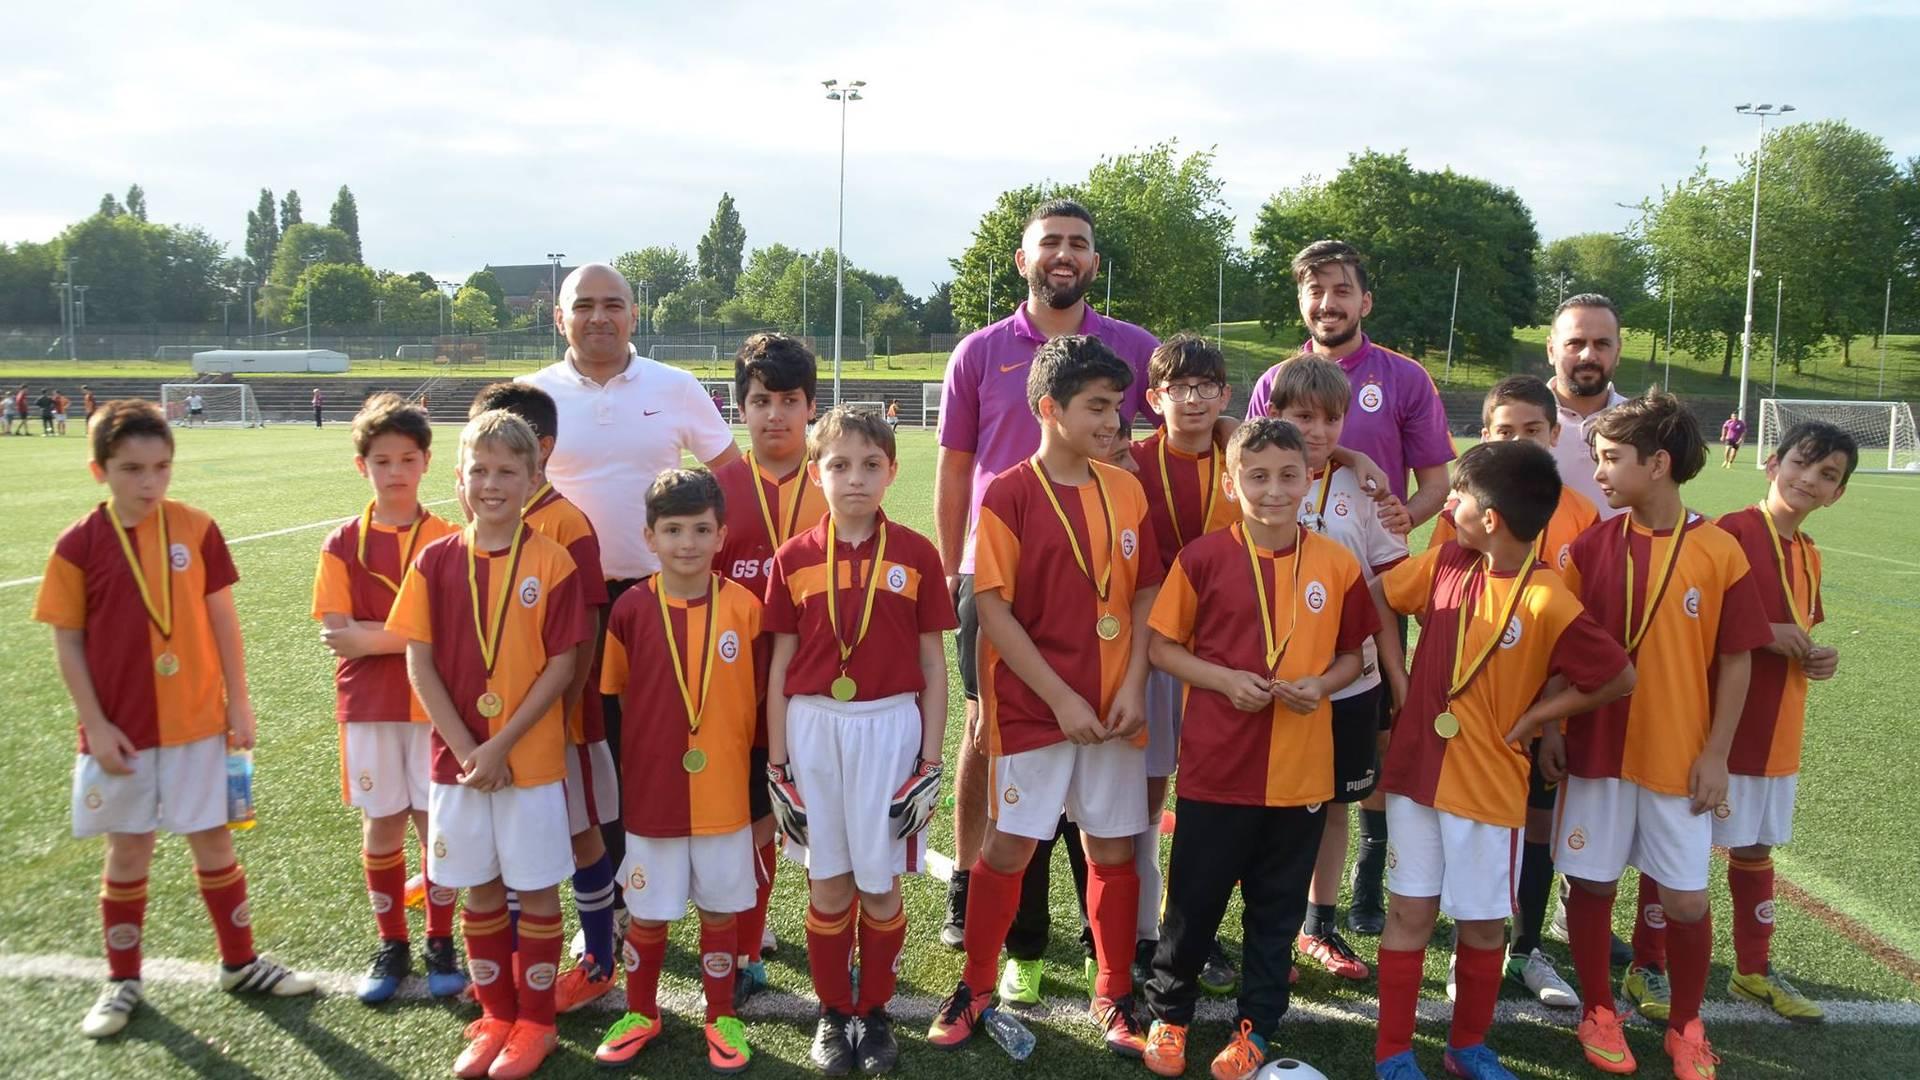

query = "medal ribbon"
[
  {"left": 1242, "top": 523, "right": 1304, "bottom": 675},
  {"left": 747, "top": 451, "right": 808, "bottom": 548},
  {"left": 1759, "top": 505, "right": 1817, "bottom": 632},
  {"left": 825, "top": 517, "right": 889, "bottom": 676},
  {"left": 656, "top": 575, "right": 720, "bottom": 731},
  {"left": 1156, "top": 435, "right": 1218, "bottom": 548},
  {"left": 1030, "top": 458, "right": 1118, "bottom": 603},
  {"left": 107, "top": 501, "right": 173, "bottom": 640},
  {"left": 523, "top": 481, "right": 553, "bottom": 513},
  {"left": 1622, "top": 514, "right": 1688, "bottom": 653},
  {"left": 1448, "top": 558, "right": 1537, "bottom": 700},
  {"left": 466, "top": 522, "right": 527, "bottom": 678},
  {"left": 1311, "top": 464, "right": 1339, "bottom": 522},
  {"left": 358, "top": 501, "right": 426, "bottom": 594}
]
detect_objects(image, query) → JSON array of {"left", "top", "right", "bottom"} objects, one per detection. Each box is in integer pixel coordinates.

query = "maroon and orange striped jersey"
[
  {"left": 1129, "top": 430, "right": 1237, "bottom": 572},
  {"left": 523, "top": 484, "right": 610, "bottom": 744},
  {"left": 312, "top": 508, "right": 460, "bottom": 724},
  {"left": 1715, "top": 506, "right": 1824, "bottom": 777}
]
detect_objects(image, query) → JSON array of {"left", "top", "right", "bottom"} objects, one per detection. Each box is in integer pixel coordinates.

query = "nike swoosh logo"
[
  {"left": 999, "top": 360, "right": 1030, "bottom": 373},
  {"left": 1583, "top": 1044, "right": 1628, "bottom": 1064},
  {"left": 643, "top": 409, "right": 662, "bottom": 416}
]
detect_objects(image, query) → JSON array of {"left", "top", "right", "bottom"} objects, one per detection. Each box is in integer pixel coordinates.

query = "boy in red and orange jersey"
[
  {"left": 313, "top": 393, "right": 463, "bottom": 1004},
  {"left": 38, "top": 400, "right": 317, "bottom": 1040}
]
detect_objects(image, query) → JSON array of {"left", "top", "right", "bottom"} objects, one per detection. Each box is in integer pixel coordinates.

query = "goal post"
[
  {"left": 1756, "top": 398, "right": 1919, "bottom": 473},
  {"left": 921, "top": 382, "right": 942, "bottom": 429},
  {"left": 160, "top": 384, "right": 262, "bottom": 427}
]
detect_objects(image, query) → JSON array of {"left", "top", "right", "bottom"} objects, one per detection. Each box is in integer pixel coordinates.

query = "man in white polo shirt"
[
  {"left": 520, "top": 262, "right": 740, "bottom": 876},
  {"left": 1545, "top": 294, "right": 1629, "bottom": 521}
]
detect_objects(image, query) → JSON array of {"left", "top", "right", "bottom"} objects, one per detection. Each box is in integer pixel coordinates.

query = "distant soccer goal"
[
  {"left": 160, "top": 383, "right": 262, "bottom": 428},
  {"left": 395, "top": 344, "right": 438, "bottom": 361},
  {"left": 1757, "top": 398, "right": 1919, "bottom": 473},
  {"left": 650, "top": 344, "right": 721, "bottom": 367},
  {"left": 921, "top": 382, "right": 942, "bottom": 429},
  {"left": 156, "top": 345, "right": 222, "bottom": 361}
]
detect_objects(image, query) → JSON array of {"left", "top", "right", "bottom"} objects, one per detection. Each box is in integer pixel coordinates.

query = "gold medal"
[
  {"left": 476, "top": 691, "right": 504, "bottom": 718},
  {"left": 659, "top": 575, "right": 720, "bottom": 737},
  {"left": 107, "top": 501, "right": 176, "bottom": 668},
  {"left": 831, "top": 675, "right": 858, "bottom": 701},
  {"left": 467, "top": 521, "right": 527, "bottom": 701},
  {"left": 825, "top": 517, "right": 889, "bottom": 702},
  {"left": 682, "top": 748, "right": 708, "bottom": 773},
  {"left": 1622, "top": 513, "right": 1689, "bottom": 653},
  {"left": 1758, "top": 504, "right": 1817, "bottom": 632},
  {"left": 1437, "top": 557, "right": 1537, "bottom": 736},
  {"left": 1031, "top": 457, "right": 1123, "bottom": 636},
  {"left": 155, "top": 651, "right": 180, "bottom": 677},
  {"left": 1244, "top": 522, "right": 1304, "bottom": 677},
  {"left": 1433, "top": 711, "right": 1461, "bottom": 739},
  {"left": 1096, "top": 613, "right": 1122, "bottom": 641}
]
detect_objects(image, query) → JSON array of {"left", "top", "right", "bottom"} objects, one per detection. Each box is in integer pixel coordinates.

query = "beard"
[
  {"left": 1306, "top": 314, "right": 1360, "bottom": 352},
  {"left": 1563, "top": 363, "right": 1611, "bottom": 396},
  {"left": 1027, "top": 260, "right": 1095, "bottom": 310}
]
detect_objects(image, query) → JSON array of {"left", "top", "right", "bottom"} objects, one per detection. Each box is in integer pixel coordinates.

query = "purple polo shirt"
[
  {"left": 1245, "top": 335, "right": 1455, "bottom": 502},
  {"left": 939, "top": 304, "right": 1158, "bottom": 574}
]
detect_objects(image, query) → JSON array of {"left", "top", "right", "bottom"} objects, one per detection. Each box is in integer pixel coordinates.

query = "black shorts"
[
  {"left": 749, "top": 744, "right": 771, "bottom": 820},
  {"left": 189, "top": 408, "right": 204, "bottom": 416},
  {"left": 955, "top": 573, "right": 979, "bottom": 702},
  {"left": 1724, "top": 438, "right": 1740, "bottom": 450},
  {"left": 1332, "top": 685, "right": 1383, "bottom": 803},
  {"left": 1527, "top": 739, "right": 1559, "bottom": 811}
]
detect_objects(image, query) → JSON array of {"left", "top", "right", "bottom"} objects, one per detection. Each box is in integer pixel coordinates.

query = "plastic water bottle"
[
  {"left": 982, "top": 1006, "right": 1034, "bottom": 1061},
  {"left": 226, "top": 751, "right": 256, "bottom": 830}
]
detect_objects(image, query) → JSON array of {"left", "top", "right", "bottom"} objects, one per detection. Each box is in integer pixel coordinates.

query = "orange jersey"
[
  {"left": 34, "top": 500, "right": 240, "bottom": 753},
  {"left": 713, "top": 454, "right": 829, "bottom": 598},
  {"left": 974, "top": 458, "right": 1164, "bottom": 755},
  {"left": 312, "top": 508, "right": 460, "bottom": 724},
  {"left": 1129, "top": 430, "right": 1237, "bottom": 571},
  {"left": 1149, "top": 524, "right": 1378, "bottom": 806},
  {"left": 522, "top": 484, "right": 610, "bottom": 744},
  {"left": 602, "top": 576, "right": 762, "bottom": 837},
  {"left": 1382, "top": 543, "right": 1629, "bottom": 828},
  {"left": 763, "top": 515, "right": 957, "bottom": 699},
  {"left": 1561, "top": 514, "right": 1773, "bottom": 795},
  {"left": 1716, "top": 506, "right": 1824, "bottom": 777},
  {"left": 385, "top": 528, "right": 588, "bottom": 789},
  {"left": 1428, "top": 483, "right": 1599, "bottom": 576}
]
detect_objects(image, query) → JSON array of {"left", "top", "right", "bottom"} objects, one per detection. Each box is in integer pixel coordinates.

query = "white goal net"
[
  {"left": 161, "top": 384, "right": 262, "bottom": 427},
  {"left": 650, "top": 344, "right": 721, "bottom": 366},
  {"left": 921, "top": 382, "right": 942, "bottom": 429},
  {"left": 1756, "top": 398, "right": 1919, "bottom": 473}
]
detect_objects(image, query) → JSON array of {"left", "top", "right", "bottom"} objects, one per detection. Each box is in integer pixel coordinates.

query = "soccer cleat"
[
  {"left": 454, "top": 1017, "right": 514, "bottom": 1079},
  {"left": 553, "top": 958, "right": 618, "bottom": 1014},
  {"left": 1728, "top": 967, "right": 1825, "bottom": 1023},
  {"left": 1443, "top": 1042, "right": 1518, "bottom": 1080},
  {"left": 424, "top": 936, "right": 469, "bottom": 998},
  {"left": 735, "top": 959, "right": 769, "bottom": 1004},
  {"left": 357, "top": 938, "right": 413, "bottom": 1004},
  {"left": 219, "top": 954, "right": 317, "bottom": 997},
  {"left": 1576, "top": 1007, "right": 1637, "bottom": 1075},
  {"left": 404, "top": 871, "right": 426, "bottom": 909},
  {"left": 1209, "top": 1019, "right": 1266, "bottom": 1080},
  {"left": 1376, "top": 1049, "right": 1429, "bottom": 1079},
  {"left": 487, "top": 1020, "right": 557, "bottom": 1080},
  {"left": 1348, "top": 861, "right": 1387, "bottom": 937},
  {"left": 1505, "top": 947, "right": 1578, "bottom": 1009},
  {"left": 854, "top": 1007, "right": 900, "bottom": 1075},
  {"left": 1664, "top": 1018, "right": 1720, "bottom": 1080},
  {"left": 594, "top": 1011, "right": 662, "bottom": 1067},
  {"left": 80, "top": 978, "right": 143, "bottom": 1039},
  {"left": 1092, "top": 994, "right": 1148, "bottom": 1058},
  {"left": 811, "top": 1009, "right": 857, "bottom": 1075},
  {"left": 1198, "top": 941, "right": 1238, "bottom": 996},
  {"left": 707, "top": 1015, "right": 753, "bottom": 1074},
  {"left": 927, "top": 981, "right": 990, "bottom": 1049},
  {"left": 1622, "top": 963, "right": 1672, "bottom": 1022},
  {"left": 1143, "top": 1019, "right": 1188, "bottom": 1077},
  {"left": 1297, "top": 930, "right": 1370, "bottom": 980},
  {"left": 760, "top": 921, "right": 779, "bottom": 957},
  {"left": 998, "top": 957, "right": 1044, "bottom": 1008},
  {"left": 939, "top": 870, "right": 969, "bottom": 950}
]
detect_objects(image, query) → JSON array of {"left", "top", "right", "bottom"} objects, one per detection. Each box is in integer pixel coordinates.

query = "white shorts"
[
  {"left": 617, "top": 827, "right": 756, "bottom": 921},
  {"left": 1384, "top": 795, "right": 1521, "bottom": 922},
  {"left": 787, "top": 694, "right": 927, "bottom": 894},
  {"left": 72, "top": 733, "right": 226, "bottom": 837},
  {"left": 1711, "top": 773, "right": 1798, "bottom": 849},
  {"left": 1144, "top": 668, "right": 1183, "bottom": 780},
  {"left": 991, "top": 737, "right": 1148, "bottom": 841},
  {"left": 341, "top": 723, "right": 431, "bottom": 818},
  {"left": 564, "top": 740, "right": 619, "bottom": 836},
  {"left": 1554, "top": 777, "right": 1711, "bottom": 892},
  {"left": 427, "top": 781, "right": 573, "bottom": 891}
]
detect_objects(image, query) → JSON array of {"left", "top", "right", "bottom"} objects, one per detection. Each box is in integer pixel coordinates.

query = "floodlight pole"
[
  {"left": 1443, "top": 265, "right": 1460, "bottom": 385},
  {"left": 223, "top": 300, "right": 233, "bottom": 340},
  {"left": 302, "top": 250, "right": 323, "bottom": 349},
  {"left": 1217, "top": 260, "right": 1224, "bottom": 349},
  {"left": 986, "top": 256, "right": 993, "bottom": 325},
  {"left": 74, "top": 285, "right": 89, "bottom": 330},
  {"left": 1106, "top": 264, "right": 1114, "bottom": 316},
  {"left": 1770, "top": 276, "right": 1782, "bottom": 396},
  {"left": 63, "top": 257, "right": 77, "bottom": 362},
  {"left": 1881, "top": 277, "right": 1893, "bottom": 397},
  {"left": 546, "top": 252, "right": 566, "bottom": 359},
  {"left": 1664, "top": 286, "right": 1674, "bottom": 389},
  {"left": 1735, "top": 102, "right": 1795, "bottom": 424},
  {"left": 243, "top": 281, "right": 256, "bottom": 340},
  {"left": 824, "top": 78, "right": 865, "bottom": 408}
]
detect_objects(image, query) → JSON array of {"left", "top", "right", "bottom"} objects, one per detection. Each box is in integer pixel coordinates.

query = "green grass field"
[{"left": 1, "top": 427, "right": 1917, "bottom": 1078}]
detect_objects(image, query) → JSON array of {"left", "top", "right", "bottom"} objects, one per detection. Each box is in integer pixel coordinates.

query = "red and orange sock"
[
  {"left": 699, "top": 916, "right": 737, "bottom": 1022},
  {"left": 735, "top": 839, "right": 777, "bottom": 964},
  {"left": 463, "top": 908, "right": 518, "bottom": 1021},
  {"left": 515, "top": 911, "right": 564, "bottom": 1027},
  {"left": 1086, "top": 857, "right": 1141, "bottom": 1001},
  {"left": 623, "top": 922, "right": 668, "bottom": 1017},
  {"left": 1667, "top": 912, "right": 1712, "bottom": 1030},
  {"left": 854, "top": 906, "right": 907, "bottom": 1015},
  {"left": 1632, "top": 874, "right": 1667, "bottom": 971},
  {"left": 806, "top": 902, "right": 858, "bottom": 1014},
  {"left": 1375, "top": 946, "right": 1424, "bottom": 1062},
  {"left": 195, "top": 862, "right": 255, "bottom": 967},
  {"left": 363, "top": 848, "right": 410, "bottom": 942},
  {"left": 961, "top": 858, "right": 1023, "bottom": 995},
  {"left": 1449, "top": 941, "right": 1503, "bottom": 1050},
  {"left": 101, "top": 875, "right": 148, "bottom": 981},
  {"left": 1728, "top": 856, "right": 1775, "bottom": 976},
  {"left": 1567, "top": 885, "right": 1618, "bottom": 1017},
  {"left": 421, "top": 842, "right": 456, "bottom": 938}
]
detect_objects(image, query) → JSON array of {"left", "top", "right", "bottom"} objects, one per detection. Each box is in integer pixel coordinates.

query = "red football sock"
[
  {"left": 1567, "top": 885, "right": 1620, "bottom": 1017},
  {"left": 463, "top": 907, "right": 518, "bottom": 1021},
  {"left": 699, "top": 916, "right": 738, "bottom": 1021},
  {"left": 515, "top": 911, "right": 564, "bottom": 1027},
  {"left": 854, "top": 906, "right": 908, "bottom": 1015},
  {"left": 1632, "top": 873, "right": 1667, "bottom": 971},
  {"left": 1450, "top": 941, "right": 1503, "bottom": 1050},
  {"left": 623, "top": 922, "right": 668, "bottom": 1017},
  {"left": 1667, "top": 910, "right": 1712, "bottom": 1030},
  {"left": 363, "top": 848, "right": 410, "bottom": 942},
  {"left": 806, "top": 902, "right": 858, "bottom": 1014},
  {"left": 101, "top": 875, "right": 148, "bottom": 981},
  {"left": 1728, "top": 856, "right": 1775, "bottom": 976},
  {"left": 961, "top": 858, "right": 1024, "bottom": 995},
  {"left": 195, "top": 862, "right": 255, "bottom": 967},
  {"left": 1086, "top": 856, "right": 1141, "bottom": 1001},
  {"left": 735, "top": 840, "right": 777, "bottom": 964},
  {"left": 1375, "top": 946, "right": 1425, "bottom": 1062},
  {"left": 422, "top": 847, "right": 456, "bottom": 939}
]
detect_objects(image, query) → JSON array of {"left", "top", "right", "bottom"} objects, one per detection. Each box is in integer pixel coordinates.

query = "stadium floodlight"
[
  {"left": 824, "top": 77, "right": 866, "bottom": 408},
  {"left": 1733, "top": 101, "right": 1797, "bottom": 426},
  {"left": 546, "top": 252, "right": 566, "bottom": 359}
]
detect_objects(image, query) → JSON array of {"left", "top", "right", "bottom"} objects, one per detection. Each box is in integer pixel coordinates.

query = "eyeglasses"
[{"left": 1158, "top": 382, "right": 1226, "bottom": 403}]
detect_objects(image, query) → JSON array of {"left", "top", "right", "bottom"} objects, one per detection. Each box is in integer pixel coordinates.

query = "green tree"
[
  {"left": 328, "top": 185, "right": 363, "bottom": 263},
  {"left": 1535, "top": 233, "right": 1649, "bottom": 322},
  {"left": 1077, "top": 141, "right": 1236, "bottom": 333},
  {"left": 465, "top": 269, "right": 511, "bottom": 323},
  {"left": 259, "top": 223, "right": 355, "bottom": 323},
  {"left": 450, "top": 285, "right": 498, "bottom": 332},
  {"left": 697, "top": 193, "right": 747, "bottom": 297},
  {"left": 279, "top": 190, "right": 303, "bottom": 232},
  {"left": 126, "top": 184, "right": 148, "bottom": 222},
  {"left": 1897, "top": 157, "right": 1920, "bottom": 332},
  {"left": 613, "top": 245, "right": 694, "bottom": 311},
  {"left": 734, "top": 244, "right": 804, "bottom": 324},
  {"left": 949, "top": 183, "right": 1060, "bottom": 331},
  {"left": 652, "top": 279, "right": 729, "bottom": 334},
  {"left": 0, "top": 241, "right": 61, "bottom": 322},
  {"left": 375, "top": 271, "right": 440, "bottom": 327},
  {"left": 245, "top": 188, "right": 279, "bottom": 281},
  {"left": 1638, "top": 161, "right": 1749, "bottom": 377},
  {"left": 920, "top": 280, "right": 954, "bottom": 335},
  {"left": 98, "top": 193, "right": 123, "bottom": 218},
  {"left": 286, "top": 262, "right": 378, "bottom": 325},
  {"left": 53, "top": 213, "right": 228, "bottom": 323}
]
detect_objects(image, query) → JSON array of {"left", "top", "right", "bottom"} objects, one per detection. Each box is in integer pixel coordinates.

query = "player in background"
[{"left": 1719, "top": 413, "right": 1748, "bottom": 469}]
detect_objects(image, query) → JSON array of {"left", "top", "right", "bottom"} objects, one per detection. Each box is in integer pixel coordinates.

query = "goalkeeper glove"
[
  {"left": 888, "top": 757, "right": 942, "bottom": 840},
  {"left": 766, "top": 761, "right": 808, "bottom": 847}
]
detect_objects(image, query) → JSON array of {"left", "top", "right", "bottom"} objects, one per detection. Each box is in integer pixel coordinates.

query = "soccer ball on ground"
[{"left": 1257, "top": 1060, "right": 1330, "bottom": 1080}]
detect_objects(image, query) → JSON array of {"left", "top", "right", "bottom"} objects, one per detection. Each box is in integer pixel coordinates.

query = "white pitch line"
[
  {"left": 0, "top": 498, "right": 460, "bottom": 591},
  {"left": 1819, "top": 546, "right": 1920, "bottom": 570},
  {"left": 1, "top": 951, "right": 1914, "bottom": 1029}
]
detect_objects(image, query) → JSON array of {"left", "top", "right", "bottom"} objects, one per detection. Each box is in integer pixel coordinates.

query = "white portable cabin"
[{"left": 191, "top": 349, "right": 350, "bottom": 374}]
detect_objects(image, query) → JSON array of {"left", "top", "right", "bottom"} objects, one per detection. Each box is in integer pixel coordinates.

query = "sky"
[{"left": 4, "top": 0, "right": 1917, "bottom": 299}]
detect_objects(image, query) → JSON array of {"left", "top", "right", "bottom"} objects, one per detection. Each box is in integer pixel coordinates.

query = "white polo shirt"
[
  {"left": 1551, "top": 381, "right": 1628, "bottom": 520},
  {"left": 519, "top": 348, "right": 735, "bottom": 579}
]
